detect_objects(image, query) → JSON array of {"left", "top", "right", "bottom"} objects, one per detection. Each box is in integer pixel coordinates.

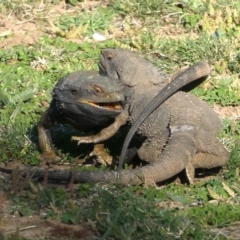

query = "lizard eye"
[
  {"left": 93, "top": 85, "right": 103, "bottom": 95},
  {"left": 106, "top": 53, "right": 113, "bottom": 61}
]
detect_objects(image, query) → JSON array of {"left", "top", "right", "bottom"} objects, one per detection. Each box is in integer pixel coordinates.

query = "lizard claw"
[
  {"left": 71, "top": 135, "right": 93, "bottom": 144},
  {"left": 71, "top": 136, "right": 84, "bottom": 145},
  {"left": 90, "top": 144, "right": 112, "bottom": 166},
  {"left": 71, "top": 136, "right": 81, "bottom": 142}
]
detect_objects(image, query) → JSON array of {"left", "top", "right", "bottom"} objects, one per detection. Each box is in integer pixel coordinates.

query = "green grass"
[
  {"left": 112, "top": 0, "right": 240, "bottom": 38},
  {"left": 54, "top": 6, "right": 115, "bottom": 38},
  {"left": 0, "top": 0, "right": 240, "bottom": 239},
  {"left": 5, "top": 168, "right": 240, "bottom": 239}
]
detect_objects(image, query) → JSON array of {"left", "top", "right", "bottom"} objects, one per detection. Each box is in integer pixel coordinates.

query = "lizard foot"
[
  {"left": 90, "top": 144, "right": 112, "bottom": 166},
  {"left": 38, "top": 151, "right": 61, "bottom": 165},
  {"left": 185, "top": 162, "right": 195, "bottom": 184}
]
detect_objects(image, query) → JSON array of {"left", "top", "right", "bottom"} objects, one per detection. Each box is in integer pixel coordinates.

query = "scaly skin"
[{"left": 38, "top": 70, "right": 124, "bottom": 165}]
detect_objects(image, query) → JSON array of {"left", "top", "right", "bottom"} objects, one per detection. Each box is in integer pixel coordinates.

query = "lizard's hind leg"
[{"left": 186, "top": 138, "right": 229, "bottom": 183}]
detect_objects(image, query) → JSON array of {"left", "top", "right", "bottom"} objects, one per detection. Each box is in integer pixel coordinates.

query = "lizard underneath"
[{"left": 38, "top": 70, "right": 124, "bottom": 165}]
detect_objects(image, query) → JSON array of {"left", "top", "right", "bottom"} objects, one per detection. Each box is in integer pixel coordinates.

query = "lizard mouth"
[{"left": 82, "top": 100, "right": 122, "bottom": 111}]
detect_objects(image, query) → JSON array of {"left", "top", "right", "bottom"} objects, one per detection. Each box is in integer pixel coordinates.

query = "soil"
[
  {"left": 0, "top": 214, "right": 97, "bottom": 239},
  {"left": 0, "top": 0, "right": 107, "bottom": 48},
  {"left": 213, "top": 104, "right": 240, "bottom": 121}
]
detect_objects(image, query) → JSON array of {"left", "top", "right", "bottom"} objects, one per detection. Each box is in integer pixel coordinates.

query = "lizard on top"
[{"left": 71, "top": 49, "right": 229, "bottom": 184}]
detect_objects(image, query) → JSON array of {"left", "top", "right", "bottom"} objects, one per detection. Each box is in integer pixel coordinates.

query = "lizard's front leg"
[
  {"left": 71, "top": 110, "right": 128, "bottom": 166},
  {"left": 38, "top": 110, "right": 60, "bottom": 163},
  {"left": 71, "top": 109, "right": 129, "bottom": 144}
]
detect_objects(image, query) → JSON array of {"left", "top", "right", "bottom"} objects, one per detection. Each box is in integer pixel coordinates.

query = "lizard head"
[
  {"left": 52, "top": 70, "right": 124, "bottom": 117},
  {"left": 99, "top": 48, "right": 166, "bottom": 87},
  {"left": 99, "top": 49, "right": 140, "bottom": 87}
]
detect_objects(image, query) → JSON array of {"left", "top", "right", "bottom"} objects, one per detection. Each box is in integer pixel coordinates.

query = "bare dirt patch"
[
  {"left": 0, "top": 15, "right": 41, "bottom": 48},
  {"left": 213, "top": 104, "right": 240, "bottom": 120},
  {"left": 0, "top": 0, "right": 109, "bottom": 48}
]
